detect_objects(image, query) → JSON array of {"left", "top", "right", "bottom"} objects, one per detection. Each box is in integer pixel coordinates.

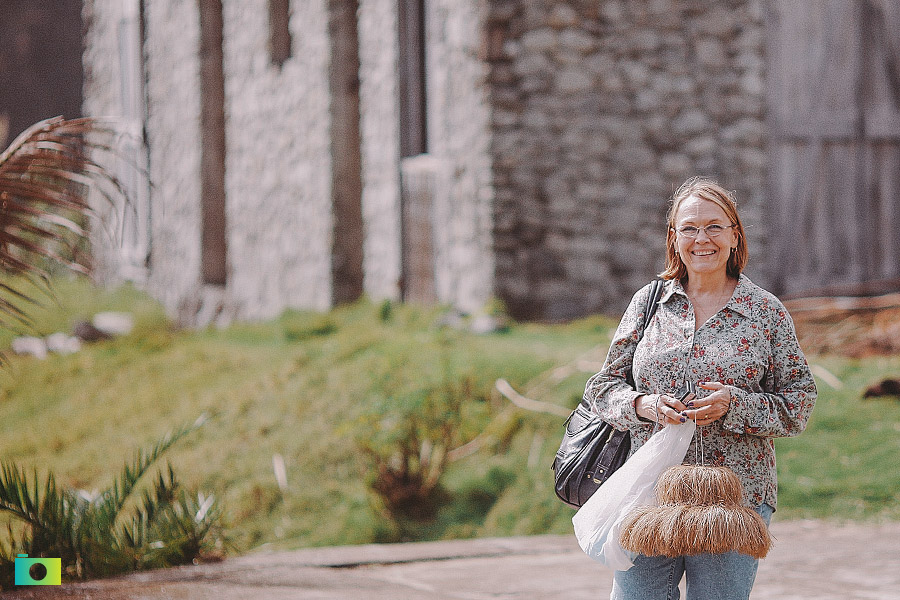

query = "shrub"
[
  {"left": 0, "top": 416, "right": 222, "bottom": 589},
  {"left": 353, "top": 338, "right": 492, "bottom": 529}
]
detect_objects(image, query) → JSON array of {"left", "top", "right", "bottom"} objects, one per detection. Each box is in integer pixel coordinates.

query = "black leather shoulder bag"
[{"left": 552, "top": 279, "right": 665, "bottom": 508}]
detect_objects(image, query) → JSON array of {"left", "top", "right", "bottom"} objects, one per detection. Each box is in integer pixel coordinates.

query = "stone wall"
[
  {"left": 488, "top": 0, "right": 768, "bottom": 320},
  {"left": 425, "top": 0, "right": 495, "bottom": 314},
  {"left": 85, "top": 0, "right": 336, "bottom": 323},
  {"left": 357, "top": 0, "right": 404, "bottom": 302},
  {"left": 84, "top": 0, "right": 771, "bottom": 325},
  {"left": 357, "top": 0, "right": 496, "bottom": 314},
  {"left": 221, "top": 1, "right": 333, "bottom": 319}
]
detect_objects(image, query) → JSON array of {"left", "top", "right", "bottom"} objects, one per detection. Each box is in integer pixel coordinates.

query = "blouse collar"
[{"left": 659, "top": 274, "right": 754, "bottom": 317}]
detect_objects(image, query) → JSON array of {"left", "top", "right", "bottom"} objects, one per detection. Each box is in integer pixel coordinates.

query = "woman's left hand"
[{"left": 682, "top": 381, "right": 732, "bottom": 426}]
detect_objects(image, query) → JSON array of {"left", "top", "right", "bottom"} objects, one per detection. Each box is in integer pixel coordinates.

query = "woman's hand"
[
  {"left": 682, "top": 381, "right": 732, "bottom": 426},
  {"left": 635, "top": 393, "right": 690, "bottom": 426}
]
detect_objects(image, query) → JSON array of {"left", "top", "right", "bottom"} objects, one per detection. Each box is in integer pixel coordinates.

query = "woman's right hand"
[{"left": 635, "top": 393, "right": 692, "bottom": 425}]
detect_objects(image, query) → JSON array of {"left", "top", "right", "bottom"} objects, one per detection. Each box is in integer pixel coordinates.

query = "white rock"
[
  {"left": 92, "top": 312, "right": 135, "bottom": 336},
  {"left": 11, "top": 336, "right": 48, "bottom": 359},
  {"left": 46, "top": 332, "right": 82, "bottom": 355}
]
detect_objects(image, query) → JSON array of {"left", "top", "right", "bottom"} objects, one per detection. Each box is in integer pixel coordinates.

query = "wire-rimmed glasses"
[{"left": 673, "top": 224, "right": 735, "bottom": 238}]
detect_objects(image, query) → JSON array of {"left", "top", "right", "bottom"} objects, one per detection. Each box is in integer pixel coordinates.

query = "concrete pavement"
[{"left": 4, "top": 520, "right": 900, "bottom": 599}]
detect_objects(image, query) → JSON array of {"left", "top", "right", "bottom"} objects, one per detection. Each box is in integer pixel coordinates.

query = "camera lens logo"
[{"left": 14, "top": 554, "right": 61, "bottom": 586}]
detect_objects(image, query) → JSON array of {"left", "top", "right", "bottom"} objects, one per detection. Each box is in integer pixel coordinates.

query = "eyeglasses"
[{"left": 673, "top": 224, "right": 735, "bottom": 238}]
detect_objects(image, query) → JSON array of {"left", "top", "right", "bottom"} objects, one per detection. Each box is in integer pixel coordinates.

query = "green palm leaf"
[{"left": 0, "top": 416, "right": 218, "bottom": 587}]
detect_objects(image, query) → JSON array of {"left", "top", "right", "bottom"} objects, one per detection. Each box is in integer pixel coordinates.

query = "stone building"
[{"left": 82, "top": 0, "right": 900, "bottom": 324}]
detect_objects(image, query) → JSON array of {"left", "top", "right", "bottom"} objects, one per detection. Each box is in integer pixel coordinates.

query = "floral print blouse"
[{"left": 584, "top": 274, "right": 817, "bottom": 509}]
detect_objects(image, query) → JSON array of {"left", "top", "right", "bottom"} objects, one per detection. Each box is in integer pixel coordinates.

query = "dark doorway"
[
  {"left": 198, "top": 0, "right": 228, "bottom": 286},
  {"left": 329, "top": 0, "right": 364, "bottom": 304},
  {"left": 398, "top": 0, "right": 436, "bottom": 304},
  {"left": 0, "top": 1, "right": 83, "bottom": 146}
]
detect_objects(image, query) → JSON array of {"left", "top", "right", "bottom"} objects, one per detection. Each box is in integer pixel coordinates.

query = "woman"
[{"left": 584, "top": 176, "right": 817, "bottom": 600}]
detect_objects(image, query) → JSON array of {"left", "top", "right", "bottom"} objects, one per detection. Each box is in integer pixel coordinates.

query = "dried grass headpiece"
[{"left": 619, "top": 464, "right": 771, "bottom": 559}]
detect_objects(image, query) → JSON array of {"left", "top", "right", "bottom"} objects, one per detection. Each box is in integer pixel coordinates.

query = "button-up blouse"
[{"left": 584, "top": 274, "right": 817, "bottom": 509}]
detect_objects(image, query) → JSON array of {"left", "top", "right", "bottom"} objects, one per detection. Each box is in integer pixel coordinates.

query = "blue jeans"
[{"left": 611, "top": 503, "right": 774, "bottom": 600}]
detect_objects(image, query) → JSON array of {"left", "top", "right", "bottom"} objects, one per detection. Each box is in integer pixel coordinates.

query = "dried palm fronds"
[
  {"left": 655, "top": 464, "right": 745, "bottom": 505},
  {"left": 619, "top": 465, "right": 771, "bottom": 559},
  {"left": 0, "top": 116, "right": 126, "bottom": 333}
]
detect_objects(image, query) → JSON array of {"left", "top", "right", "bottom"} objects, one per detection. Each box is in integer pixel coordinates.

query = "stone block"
[
  {"left": 585, "top": 51, "right": 616, "bottom": 76},
  {"left": 513, "top": 52, "right": 554, "bottom": 76},
  {"left": 548, "top": 3, "right": 579, "bottom": 28},
  {"left": 520, "top": 73, "right": 553, "bottom": 94},
  {"left": 558, "top": 28, "right": 597, "bottom": 53},
  {"left": 620, "top": 59, "right": 651, "bottom": 87},
  {"left": 523, "top": 108, "right": 550, "bottom": 128},
  {"left": 739, "top": 71, "right": 764, "bottom": 96},
  {"left": 695, "top": 37, "right": 726, "bottom": 68},
  {"left": 520, "top": 27, "right": 556, "bottom": 52},
  {"left": 635, "top": 89, "right": 660, "bottom": 112},
  {"left": 599, "top": 0, "right": 626, "bottom": 23},
  {"left": 613, "top": 144, "right": 656, "bottom": 170},
  {"left": 598, "top": 72, "right": 626, "bottom": 93},
  {"left": 672, "top": 109, "right": 710, "bottom": 136},
  {"left": 660, "top": 152, "right": 693, "bottom": 177},
  {"left": 721, "top": 117, "right": 764, "bottom": 145},
  {"left": 555, "top": 69, "right": 594, "bottom": 93}
]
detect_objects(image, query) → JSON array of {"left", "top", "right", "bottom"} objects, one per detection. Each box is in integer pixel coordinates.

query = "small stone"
[
  {"left": 660, "top": 153, "right": 693, "bottom": 177},
  {"left": 695, "top": 37, "right": 726, "bottom": 68},
  {"left": 673, "top": 110, "right": 709, "bottom": 136},
  {"left": 548, "top": 5, "right": 579, "bottom": 28},
  {"left": 46, "top": 332, "right": 81, "bottom": 355},
  {"left": 93, "top": 312, "right": 135, "bottom": 336},
  {"left": 557, "top": 28, "right": 596, "bottom": 53},
  {"left": 520, "top": 28, "right": 556, "bottom": 52},
  {"left": 11, "top": 336, "right": 48, "bottom": 359}
]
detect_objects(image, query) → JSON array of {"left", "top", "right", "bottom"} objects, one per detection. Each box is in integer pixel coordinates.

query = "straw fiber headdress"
[{"left": 619, "top": 464, "right": 771, "bottom": 559}]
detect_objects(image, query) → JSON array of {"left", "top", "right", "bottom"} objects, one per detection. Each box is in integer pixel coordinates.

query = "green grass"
[
  {"left": 774, "top": 355, "right": 900, "bottom": 521},
  {"left": 0, "top": 278, "right": 898, "bottom": 558}
]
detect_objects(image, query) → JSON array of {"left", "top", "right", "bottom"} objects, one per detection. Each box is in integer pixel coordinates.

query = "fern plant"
[{"left": 0, "top": 416, "right": 221, "bottom": 589}]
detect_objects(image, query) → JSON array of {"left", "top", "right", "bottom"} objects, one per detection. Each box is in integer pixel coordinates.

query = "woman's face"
[{"left": 672, "top": 195, "right": 738, "bottom": 280}]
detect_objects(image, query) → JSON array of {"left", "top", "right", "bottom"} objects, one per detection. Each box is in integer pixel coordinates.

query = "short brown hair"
[{"left": 659, "top": 176, "right": 748, "bottom": 281}]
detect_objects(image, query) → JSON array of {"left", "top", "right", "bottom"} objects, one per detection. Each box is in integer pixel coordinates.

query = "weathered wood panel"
[{"left": 769, "top": 0, "right": 900, "bottom": 297}]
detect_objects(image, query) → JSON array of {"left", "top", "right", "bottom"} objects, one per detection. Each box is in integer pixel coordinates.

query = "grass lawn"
[{"left": 1, "top": 278, "right": 898, "bottom": 556}]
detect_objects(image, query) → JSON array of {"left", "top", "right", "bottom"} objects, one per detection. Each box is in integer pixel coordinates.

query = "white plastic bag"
[{"left": 572, "top": 421, "right": 696, "bottom": 571}]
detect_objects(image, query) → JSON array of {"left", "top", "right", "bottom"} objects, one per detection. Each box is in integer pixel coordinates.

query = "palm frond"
[
  {"left": 0, "top": 116, "right": 129, "bottom": 334},
  {"left": 0, "top": 415, "right": 218, "bottom": 587},
  {"left": 94, "top": 417, "right": 208, "bottom": 529}
]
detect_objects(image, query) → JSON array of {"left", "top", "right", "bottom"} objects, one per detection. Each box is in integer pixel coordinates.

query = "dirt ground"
[{"left": 3, "top": 519, "right": 900, "bottom": 600}]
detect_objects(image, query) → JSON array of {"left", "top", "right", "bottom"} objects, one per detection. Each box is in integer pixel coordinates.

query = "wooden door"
[{"left": 768, "top": 0, "right": 900, "bottom": 297}]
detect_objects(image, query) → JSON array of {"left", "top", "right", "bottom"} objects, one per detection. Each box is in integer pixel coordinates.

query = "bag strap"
[{"left": 640, "top": 278, "right": 665, "bottom": 338}]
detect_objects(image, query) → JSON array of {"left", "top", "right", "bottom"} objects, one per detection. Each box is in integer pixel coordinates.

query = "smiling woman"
[{"left": 582, "top": 176, "right": 817, "bottom": 600}]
